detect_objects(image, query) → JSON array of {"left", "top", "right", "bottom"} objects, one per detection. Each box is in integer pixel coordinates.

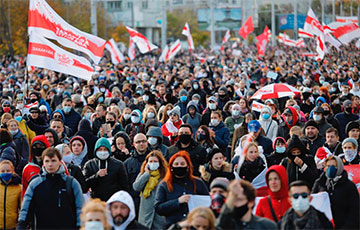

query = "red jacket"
[{"left": 255, "top": 165, "right": 291, "bottom": 222}]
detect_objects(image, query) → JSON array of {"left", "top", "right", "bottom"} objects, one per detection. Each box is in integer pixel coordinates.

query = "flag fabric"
[
  {"left": 126, "top": 26, "right": 158, "bottom": 54},
  {"left": 238, "top": 16, "right": 254, "bottom": 40},
  {"left": 256, "top": 26, "right": 270, "bottom": 55},
  {"left": 24, "top": 101, "right": 39, "bottom": 115},
  {"left": 298, "top": 28, "right": 314, "bottom": 38},
  {"left": 167, "top": 39, "right": 181, "bottom": 61},
  {"left": 251, "top": 101, "right": 265, "bottom": 112},
  {"left": 336, "top": 16, "right": 359, "bottom": 24},
  {"left": 344, "top": 165, "right": 360, "bottom": 194},
  {"left": 105, "top": 38, "right": 125, "bottom": 65},
  {"left": 304, "top": 8, "right": 324, "bottom": 36},
  {"left": 128, "top": 38, "right": 136, "bottom": 60},
  {"left": 356, "top": 39, "right": 360, "bottom": 49},
  {"left": 222, "top": 29, "right": 231, "bottom": 43},
  {"left": 159, "top": 45, "right": 169, "bottom": 62},
  {"left": 28, "top": 0, "right": 106, "bottom": 64},
  {"left": 27, "top": 34, "right": 94, "bottom": 81},
  {"left": 182, "top": 22, "right": 195, "bottom": 51},
  {"left": 278, "top": 33, "right": 305, "bottom": 48},
  {"left": 330, "top": 23, "right": 360, "bottom": 45},
  {"left": 316, "top": 34, "right": 326, "bottom": 60}
]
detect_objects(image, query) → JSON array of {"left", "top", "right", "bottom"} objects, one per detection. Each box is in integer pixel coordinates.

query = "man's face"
[
  {"left": 30, "top": 110, "right": 39, "bottom": 119},
  {"left": 289, "top": 185, "right": 311, "bottom": 205},
  {"left": 45, "top": 132, "right": 54, "bottom": 146},
  {"left": 305, "top": 126, "right": 318, "bottom": 139},
  {"left": 30, "top": 94, "right": 37, "bottom": 101},
  {"left": 178, "top": 127, "right": 192, "bottom": 136},
  {"left": 157, "top": 84, "right": 166, "bottom": 95},
  {"left": 83, "top": 87, "right": 90, "bottom": 96},
  {"left": 349, "top": 128, "right": 360, "bottom": 140},
  {"left": 63, "top": 101, "right": 72, "bottom": 108},
  {"left": 209, "top": 187, "right": 227, "bottom": 197},
  {"left": 134, "top": 135, "right": 148, "bottom": 153},
  {"left": 326, "top": 131, "right": 339, "bottom": 147},
  {"left": 96, "top": 106, "right": 106, "bottom": 118},
  {"left": 110, "top": 202, "right": 130, "bottom": 226},
  {"left": 43, "top": 156, "right": 61, "bottom": 174},
  {"left": 51, "top": 121, "right": 64, "bottom": 137}
]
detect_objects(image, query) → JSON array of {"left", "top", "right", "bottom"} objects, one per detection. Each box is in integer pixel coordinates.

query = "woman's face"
[
  {"left": 239, "top": 99, "right": 246, "bottom": 109},
  {"left": 267, "top": 171, "right": 281, "bottom": 193},
  {"left": 62, "top": 145, "right": 71, "bottom": 157},
  {"left": 71, "top": 140, "right": 84, "bottom": 155},
  {"left": 172, "top": 156, "right": 187, "bottom": 168},
  {"left": 148, "top": 156, "right": 159, "bottom": 163},
  {"left": 0, "top": 164, "right": 12, "bottom": 174},
  {"left": 211, "top": 153, "right": 225, "bottom": 170},
  {"left": 116, "top": 137, "right": 126, "bottom": 150},
  {"left": 246, "top": 146, "right": 258, "bottom": 162},
  {"left": 84, "top": 211, "right": 106, "bottom": 227},
  {"left": 189, "top": 216, "right": 210, "bottom": 230},
  {"left": 169, "top": 113, "right": 179, "bottom": 122},
  {"left": 8, "top": 121, "right": 18, "bottom": 131},
  {"left": 245, "top": 116, "right": 253, "bottom": 124}
]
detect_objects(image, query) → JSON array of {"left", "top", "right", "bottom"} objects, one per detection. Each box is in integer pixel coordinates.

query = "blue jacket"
[
  {"left": 63, "top": 108, "right": 81, "bottom": 136},
  {"left": 210, "top": 122, "right": 230, "bottom": 149},
  {"left": 0, "top": 142, "right": 16, "bottom": 166},
  {"left": 174, "top": 101, "right": 189, "bottom": 117},
  {"left": 17, "top": 165, "right": 84, "bottom": 229},
  {"left": 155, "top": 177, "right": 209, "bottom": 228}
]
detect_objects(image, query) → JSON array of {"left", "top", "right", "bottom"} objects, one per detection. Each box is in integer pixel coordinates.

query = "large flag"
[
  {"left": 182, "top": 22, "right": 195, "bottom": 51},
  {"left": 126, "top": 26, "right": 158, "bottom": 54},
  {"left": 256, "top": 26, "right": 270, "bottom": 55},
  {"left": 222, "top": 29, "right": 231, "bottom": 43},
  {"left": 128, "top": 38, "right": 136, "bottom": 60},
  {"left": 316, "top": 34, "right": 326, "bottom": 60},
  {"left": 238, "top": 16, "right": 254, "bottom": 40},
  {"left": 167, "top": 39, "right": 181, "bottom": 61},
  {"left": 28, "top": 0, "right": 106, "bottom": 64},
  {"left": 105, "top": 38, "right": 125, "bottom": 65},
  {"left": 304, "top": 8, "right": 323, "bottom": 36},
  {"left": 278, "top": 33, "right": 305, "bottom": 47},
  {"left": 298, "top": 28, "right": 314, "bottom": 38},
  {"left": 336, "top": 16, "right": 359, "bottom": 24},
  {"left": 329, "top": 22, "right": 360, "bottom": 45},
  {"left": 159, "top": 45, "right": 169, "bottom": 62},
  {"left": 27, "top": 34, "right": 94, "bottom": 81}
]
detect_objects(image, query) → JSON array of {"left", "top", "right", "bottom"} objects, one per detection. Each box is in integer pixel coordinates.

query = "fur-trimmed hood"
[{"left": 199, "top": 162, "right": 232, "bottom": 182}]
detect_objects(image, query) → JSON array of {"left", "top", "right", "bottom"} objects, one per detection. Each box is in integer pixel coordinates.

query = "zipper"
[
  {"left": 4, "top": 184, "right": 7, "bottom": 230},
  {"left": 58, "top": 190, "right": 61, "bottom": 208}
]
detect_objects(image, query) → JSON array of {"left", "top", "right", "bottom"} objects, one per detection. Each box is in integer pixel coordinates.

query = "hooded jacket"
[
  {"left": 259, "top": 106, "right": 278, "bottom": 141},
  {"left": 277, "top": 106, "right": 300, "bottom": 140},
  {"left": 146, "top": 127, "right": 168, "bottom": 156},
  {"left": 83, "top": 138, "right": 129, "bottom": 201},
  {"left": 69, "top": 136, "right": 88, "bottom": 168},
  {"left": 182, "top": 101, "right": 202, "bottom": 135},
  {"left": 188, "top": 80, "right": 207, "bottom": 108},
  {"left": 0, "top": 141, "right": 16, "bottom": 168},
  {"left": 63, "top": 107, "right": 81, "bottom": 136},
  {"left": 21, "top": 135, "right": 50, "bottom": 198},
  {"left": 112, "top": 131, "right": 132, "bottom": 162},
  {"left": 125, "top": 109, "right": 146, "bottom": 143},
  {"left": 266, "top": 137, "right": 287, "bottom": 166},
  {"left": 106, "top": 191, "right": 147, "bottom": 230},
  {"left": 312, "top": 156, "right": 359, "bottom": 229},
  {"left": 210, "top": 121, "right": 230, "bottom": 149},
  {"left": 12, "top": 129, "right": 30, "bottom": 175},
  {"left": 17, "top": 165, "right": 84, "bottom": 230},
  {"left": 255, "top": 165, "right": 291, "bottom": 222},
  {"left": 74, "top": 119, "right": 98, "bottom": 159},
  {"left": 0, "top": 174, "right": 21, "bottom": 229}
]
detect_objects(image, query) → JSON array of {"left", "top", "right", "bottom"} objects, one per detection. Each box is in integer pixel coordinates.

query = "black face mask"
[
  {"left": 196, "top": 133, "right": 206, "bottom": 141},
  {"left": 32, "top": 148, "right": 46, "bottom": 157},
  {"left": 323, "top": 110, "right": 330, "bottom": 116},
  {"left": 107, "top": 121, "right": 116, "bottom": 127},
  {"left": 30, "top": 99, "right": 38, "bottom": 103},
  {"left": 179, "top": 134, "right": 192, "bottom": 144},
  {"left": 172, "top": 166, "right": 188, "bottom": 177},
  {"left": 234, "top": 203, "right": 249, "bottom": 219},
  {"left": 345, "top": 107, "right": 352, "bottom": 113},
  {"left": 219, "top": 94, "right": 226, "bottom": 100}
]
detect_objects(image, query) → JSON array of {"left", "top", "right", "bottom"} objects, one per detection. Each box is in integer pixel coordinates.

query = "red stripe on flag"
[{"left": 28, "top": 42, "right": 55, "bottom": 59}]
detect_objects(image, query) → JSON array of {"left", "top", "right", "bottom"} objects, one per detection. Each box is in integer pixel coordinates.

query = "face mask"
[
  {"left": 57, "top": 88, "right": 63, "bottom": 94},
  {"left": 9, "top": 129, "right": 18, "bottom": 136},
  {"left": 32, "top": 148, "right": 46, "bottom": 157},
  {"left": 232, "top": 110, "right": 240, "bottom": 117},
  {"left": 85, "top": 221, "right": 104, "bottom": 230},
  {"left": 208, "top": 103, "right": 216, "bottom": 110},
  {"left": 179, "top": 134, "right": 192, "bottom": 145},
  {"left": 333, "top": 99, "right": 340, "bottom": 104},
  {"left": 344, "top": 149, "right": 357, "bottom": 162},
  {"left": 16, "top": 103, "right": 24, "bottom": 109},
  {"left": 309, "top": 96, "right": 315, "bottom": 103},
  {"left": 211, "top": 119, "right": 219, "bottom": 127},
  {"left": 143, "top": 95, "right": 149, "bottom": 102},
  {"left": 43, "top": 85, "right": 49, "bottom": 90},
  {"left": 262, "top": 113, "right": 270, "bottom": 120},
  {"left": 63, "top": 106, "right": 71, "bottom": 113},
  {"left": 313, "top": 114, "right": 321, "bottom": 122},
  {"left": 172, "top": 166, "right": 188, "bottom": 177},
  {"left": 193, "top": 84, "right": 199, "bottom": 90},
  {"left": 15, "top": 116, "right": 22, "bottom": 122},
  {"left": 123, "top": 114, "right": 131, "bottom": 120},
  {"left": 2, "top": 107, "right": 10, "bottom": 113},
  {"left": 62, "top": 154, "right": 73, "bottom": 164},
  {"left": 326, "top": 165, "right": 337, "bottom": 178},
  {"left": 0, "top": 173, "right": 13, "bottom": 183},
  {"left": 98, "top": 97, "right": 104, "bottom": 103},
  {"left": 180, "top": 96, "right": 187, "bottom": 102},
  {"left": 291, "top": 196, "right": 310, "bottom": 214},
  {"left": 96, "top": 151, "right": 110, "bottom": 160},
  {"left": 345, "top": 107, "right": 352, "bottom": 113},
  {"left": 100, "top": 88, "right": 106, "bottom": 93},
  {"left": 323, "top": 110, "right": 330, "bottom": 116},
  {"left": 148, "top": 162, "right": 160, "bottom": 171},
  {"left": 233, "top": 203, "right": 249, "bottom": 219},
  {"left": 211, "top": 193, "right": 226, "bottom": 214},
  {"left": 197, "top": 133, "right": 206, "bottom": 141},
  {"left": 286, "top": 119, "right": 293, "bottom": 125},
  {"left": 84, "top": 112, "right": 92, "bottom": 120},
  {"left": 193, "top": 100, "right": 199, "bottom": 105},
  {"left": 131, "top": 116, "right": 140, "bottom": 123},
  {"left": 110, "top": 76, "right": 116, "bottom": 81},
  {"left": 148, "top": 137, "right": 158, "bottom": 146},
  {"left": 147, "top": 112, "right": 155, "bottom": 119},
  {"left": 276, "top": 146, "right": 286, "bottom": 153},
  {"left": 107, "top": 121, "right": 115, "bottom": 127}
]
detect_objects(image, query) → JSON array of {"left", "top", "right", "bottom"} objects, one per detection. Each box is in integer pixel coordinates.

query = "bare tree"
[{"left": 0, "top": 0, "right": 14, "bottom": 56}]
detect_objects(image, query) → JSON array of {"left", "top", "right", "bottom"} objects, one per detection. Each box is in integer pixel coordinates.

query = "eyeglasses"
[
  {"left": 30, "top": 111, "right": 39, "bottom": 114},
  {"left": 135, "top": 140, "right": 147, "bottom": 144},
  {"left": 53, "top": 115, "right": 62, "bottom": 119},
  {"left": 292, "top": 193, "right": 309, "bottom": 199},
  {"left": 169, "top": 113, "right": 178, "bottom": 117},
  {"left": 3, "top": 105, "right": 10, "bottom": 107}
]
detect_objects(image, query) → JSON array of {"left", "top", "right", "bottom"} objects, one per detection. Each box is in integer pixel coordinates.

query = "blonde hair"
[
  {"left": 245, "top": 142, "right": 259, "bottom": 161},
  {"left": 160, "top": 104, "right": 174, "bottom": 124},
  {"left": 142, "top": 105, "right": 158, "bottom": 122},
  {"left": 6, "top": 119, "right": 19, "bottom": 128},
  {"left": 80, "top": 199, "right": 110, "bottom": 230},
  {"left": 1, "top": 113, "right": 12, "bottom": 125},
  {"left": 290, "top": 126, "right": 303, "bottom": 138},
  {"left": 187, "top": 207, "right": 215, "bottom": 230},
  {"left": 0, "top": 160, "right": 14, "bottom": 172}
]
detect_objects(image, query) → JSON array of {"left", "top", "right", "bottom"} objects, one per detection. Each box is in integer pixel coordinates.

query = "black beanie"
[{"left": 304, "top": 120, "right": 319, "bottom": 130}]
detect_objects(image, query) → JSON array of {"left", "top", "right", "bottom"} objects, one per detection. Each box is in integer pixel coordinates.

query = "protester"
[
  {"left": 146, "top": 127, "right": 168, "bottom": 156},
  {"left": 69, "top": 136, "right": 89, "bottom": 168},
  {"left": 266, "top": 137, "right": 287, "bottom": 166},
  {"left": 208, "top": 177, "right": 229, "bottom": 217},
  {"left": 258, "top": 106, "right": 278, "bottom": 141},
  {"left": 80, "top": 199, "right": 110, "bottom": 230},
  {"left": 168, "top": 207, "right": 216, "bottom": 230},
  {"left": 339, "top": 137, "right": 360, "bottom": 165},
  {"left": 111, "top": 131, "right": 132, "bottom": 162}
]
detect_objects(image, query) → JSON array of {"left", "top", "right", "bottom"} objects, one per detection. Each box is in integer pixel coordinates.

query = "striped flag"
[
  {"left": 182, "top": 22, "right": 195, "bottom": 51},
  {"left": 105, "top": 38, "right": 125, "bottom": 65},
  {"left": 222, "top": 29, "right": 231, "bottom": 43},
  {"left": 128, "top": 38, "right": 136, "bottom": 60}
]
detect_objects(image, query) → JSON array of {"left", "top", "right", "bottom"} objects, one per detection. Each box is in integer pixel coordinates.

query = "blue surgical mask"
[
  {"left": 326, "top": 165, "right": 337, "bottom": 178},
  {"left": 262, "top": 113, "right": 270, "bottom": 120},
  {"left": 276, "top": 146, "right": 286, "bottom": 153},
  {"left": 98, "top": 97, "right": 104, "bottom": 103},
  {"left": 63, "top": 106, "right": 71, "bottom": 113},
  {"left": 148, "top": 162, "right": 160, "bottom": 171},
  {"left": 85, "top": 221, "right": 104, "bottom": 230},
  {"left": 0, "top": 173, "right": 13, "bottom": 183},
  {"left": 62, "top": 154, "right": 73, "bottom": 164},
  {"left": 180, "top": 96, "right": 187, "bottom": 102},
  {"left": 15, "top": 116, "right": 22, "bottom": 122}
]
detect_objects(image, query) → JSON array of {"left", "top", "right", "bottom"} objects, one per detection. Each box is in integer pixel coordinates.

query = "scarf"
[
  {"left": 281, "top": 207, "right": 323, "bottom": 230},
  {"left": 142, "top": 170, "right": 160, "bottom": 199},
  {"left": 325, "top": 175, "right": 342, "bottom": 192},
  {"left": 165, "top": 119, "right": 181, "bottom": 134}
]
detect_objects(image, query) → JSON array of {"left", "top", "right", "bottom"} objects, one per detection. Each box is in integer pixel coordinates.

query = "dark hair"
[
  {"left": 228, "top": 180, "right": 256, "bottom": 202},
  {"left": 63, "top": 98, "right": 72, "bottom": 103},
  {"left": 50, "top": 118, "right": 64, "bottom": 125},
  {"left": 326, "top": 127, "right": 338, "bottom": 137},
  {"left": 196, "top": 125, "right": 214, "bottom": 146},
  {"left": 289, "top": 180, "right": 310, "bottom": 192},
  {"left": 0, "top": 128, "right": 12, "bottom": 144},
  {"left": 42, "top": 147, "right": 62, "bottom": 161},
  {"left": 179, "top": 123, "right": 193, "bottom": 134}
]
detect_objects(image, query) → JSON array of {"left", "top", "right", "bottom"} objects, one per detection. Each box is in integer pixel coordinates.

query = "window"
[
  {"left": 142, "top": 0, "right": 148, "bottom": 9},
  {"left": 173, "top": 0, "right": 183, "bottom": 5},
  {"left": 107, "top": 1, "right": 122, "bottom": 10}
]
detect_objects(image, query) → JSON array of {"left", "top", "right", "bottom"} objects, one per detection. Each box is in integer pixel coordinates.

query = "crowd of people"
[{"left": 0, "top": 40, "right": 360, "bottom": 230}]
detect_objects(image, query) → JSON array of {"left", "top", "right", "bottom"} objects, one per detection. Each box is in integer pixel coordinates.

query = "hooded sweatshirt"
[
  {"left": 278, "top": 106, "right": 299, "bottom": 140},
  {"left": 255, "top": 165, "right": 291, "bottom": 222},
  {"left": 259, "top": 106, "right": 278, "bottom": 141}
]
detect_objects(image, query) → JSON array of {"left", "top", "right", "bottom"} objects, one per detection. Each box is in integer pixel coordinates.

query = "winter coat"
[
  {"left": 334, "top": 112, "right": 358, "bottom": 140},
  {"left": 0, "top": 174, "right": 21, "bottom": 229},
  {"left": 182, "top": 113, "right": 202, "bottom": 137},
  {"left": 174, "top": 101, "right": 188, "bottom": 117},
  {"left": 126, "top": 123, "right": 146, "bottom": 144},
  {"left": 302, "top": 135, "right": 326, "bottom": 156},
  {"left": 259, "top": 119, "right": 279, "bottom": 141},
  {"left": 67, "top": 163, "right": 87, "bottom": 193},
  {"left": 216, "top": 204, "right": 277, "bottom": 230},
  {"left": 225, "top": 116, "right": 244, "bottom": 145},
  {"left": 255, "top": 135, "right": 274, "bottom": 157},
  {"left": 17, "top": 165, "right": 84, "bottom": 229},
  {"left": 316, "top": 118, "right": 333, "bottom": 137},
  {"left": 12, "top": 130, "right": 30, "bottom": 175},
  {"left": 199, "top": 162, "right": 234, "bottom": 188},
  {"left": 167, "top": 140, "right": 207, "bottom": 177},
  {"left": 255, "top": 165, "right": 291, "bottom": 223},
  {"left": 146, "top": 127, "right": 168, "bottom": 157},
  {"left": 26, "top": 116, "right": 49, "bottom": 135},
  {"left": 18, "top": 118, "right": 36, "bottom": 144},
  {"left": 92, "top": 116, "right": 105, "bottom": 135},
  {"left": 155, "top": 177, "right": 209, "bottom": 228},
  {"left": 188, "top": 80, "right": 207, "bottom": 107},
  {"left": 238, "top": 157, "right": 266, "bottom": 183},
  {"left": 209, "top": 121, "right": 230, "bottom": 149},
  {"left": 63, "top": 108, "right": 81, "bottom": 136},
  {"left": 312, "top": 171, "right": 359, "bottom": 229},
  {"left": 74, "top": 119, "right": 98, "bottom": 159},
  {"left": 0, "top": 142, "right": 16, "bottom": 167},
  {"left": 133, "top": 172, "right": 165, "bottom": 229},
  {"left": 277, "top": 106, "right": 302, "bottom": 140}
]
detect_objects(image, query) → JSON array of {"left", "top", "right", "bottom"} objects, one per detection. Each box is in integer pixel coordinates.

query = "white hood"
[{"left": 106, "top": 191, "right": 135, "bottom": 230}]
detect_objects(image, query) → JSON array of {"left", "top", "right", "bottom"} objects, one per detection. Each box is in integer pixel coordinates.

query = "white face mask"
[
  {"left": 143, "top": 95, "right": 149, "bottom": 102},
  {"left": 62, "top": 154, "right": 73, "bottom": 164},
  {"left": 147, "top": 112, "right": 155, "bottom": 119},
  {"left": 131, "top": 115, "right": 140, "bottom": 123},
  {"left": 96, "top": 151, "right": 110, "bottom": 160},
  {"left": 208, "top": 103, "right": 216, "bottom": 110},
  {"left": 193, "top": 99, "right": 199, "bottom": 105},
  {"left": 9, "top": 129, "right": 18, "bottom": 136},
  {"left": 232, "top": 110, "right": 240, "bottom": 117},
  {"left": 292, "top": 196, "right": 310, "bottom": 214},
  {"left": 123, "top": 114, "right": 131, "bottom": 120},
  {"left": 148, "top": 162, "right": 160, "bottom": 171},
  {"left": 85, "top": 221, "right": 104, "bottom": 230},
  {"left": 344, "top": 149, "right": 357, "bottom": 162},
  {"left": 148, "top": 137, "right": 157, "bottom": 146},
  {"left": 211, "top": 119, "right": 220, "bottom": 127}
]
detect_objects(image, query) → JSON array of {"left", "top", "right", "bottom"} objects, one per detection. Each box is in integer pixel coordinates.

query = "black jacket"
[
  {"left": 67, "top": 163, "right": 87, "bottom": 193},
  {"left": 312, "top": 171, "right": 360, "bottom": 230},
  {"left": 238, "top": 157, "right": 266, "bottom": 183},
  {"left": 167, "top": 140, "right": 207, "bottom": 177},
  {"left": 63, "top": 108, "right": 81, "bottom": 136},
  {"left": 302, "top": 135, "right": 326, "bottom": 156},
  {"left": 74, "top": 119, "right": 98, "bottom": 159},
  {"left": 83, "top": 157, "right": 129, "bottom": 201}
]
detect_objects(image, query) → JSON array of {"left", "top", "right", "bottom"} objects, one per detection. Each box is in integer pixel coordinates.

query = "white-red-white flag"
[
  {"left": 105, "top": 38, "right": 125, "bottom": 65},
  {"left": 128, "top": 38, "right": 136, "bottom": 60},
  {"left": 336, "top": 16, "right": 359, "bottom": 24},
  {"left": 167, "top": 39, "right": 181, "bottom": 61},
  {"left": 356, "top": 39, "right": 360, "bottom": 49},
  {"left": 251, "top": 101, "right": 265, "bottom": 112},
  {"left": 126, "top": 26, "right": 158, "bottom": 54},
  {"left": 28, "top": 0, "right": 106, "bottom": 64},
  {"left": 27, "top": 34, "right": 94, "bottom": 81},
  {"left": 298, "top": 28, "right": 314, "bottom": 38},
  {"left": 316, "top": 34, "right": 326, "bottom": 60},
  {"left": 329, "top": 22, "right": 360, "bottom": 45},
  {"left": 182, "top": 22, "right": 195, "bottom": 51},
  {"left": 159, "top": 45, "right": 169, "bottom": 62},
  {"left": 304, "top": 8, "right": 324, "bottom": 37},
  {"left": 222, "top": 29, "right": 231, "bottom": 43},
  {"left": 256, "top": 26, "right": 270, "bottom": 55}
]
